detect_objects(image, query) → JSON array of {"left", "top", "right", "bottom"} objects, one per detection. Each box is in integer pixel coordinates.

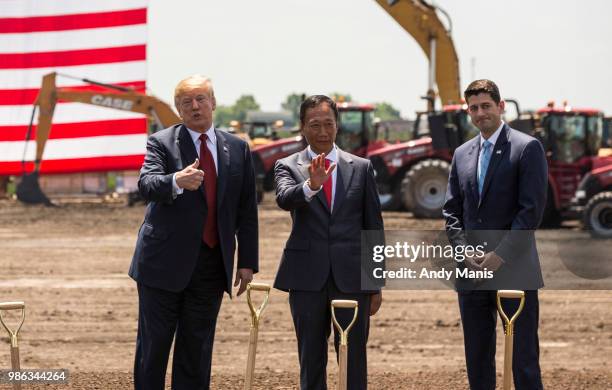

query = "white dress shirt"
[
  {"left": 302, "top": 144, "right": 338, "bottom": 210},
  {"left": 477, "top": 121, "right": 504, "bottom": 180},
  {"left": 172, "top": 125, "right": 218, "bottom": 196}
]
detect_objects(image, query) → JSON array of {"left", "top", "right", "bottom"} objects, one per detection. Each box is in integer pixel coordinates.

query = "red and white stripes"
[{"left": 0, "top": 0, "right": 149, "bottom": 175}]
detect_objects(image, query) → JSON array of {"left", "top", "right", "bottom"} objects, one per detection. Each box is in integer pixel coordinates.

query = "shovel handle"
[
  {"left": 246, "top": 283, "right": 271, "bottom": 326},
  {"left": 331, "top": 300, "right": 358, "bottom": 309},
  {"left": 0, "top": 302, "right": 25, "bottom": 310},
  {"left": 0, "top": 302, "right": 26, "bottom": 347},
  {"left": 247, "top": 283, "right": 271, "bottom": 292},
  {"left": 337, "top": 344, "right": 348, "bottom": 390},
  {"left": 331, "top": 300, "right": 359, "bottom": 346},
  {"left": 497, "top": 290, "right": 524, "bottom": 299},
  {"left": 496, "top": 290, "right": 525, "bottom": 332},
  {"left": 244, "top": 326, "right": 259, "bottom": 390}
]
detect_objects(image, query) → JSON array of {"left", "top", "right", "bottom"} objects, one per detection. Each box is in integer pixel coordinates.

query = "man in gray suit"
[{"left": 274, "top": 95, "right": 384, "bottom": 390}]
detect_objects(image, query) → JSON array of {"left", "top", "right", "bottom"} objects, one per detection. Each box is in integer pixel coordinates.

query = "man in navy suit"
[
  {"left": 129, "top": 75, "right": 258, "bottom": 389},
  {"left": 274, "top": 95, "right": 384, "bottom": 390},
  {"left": 443, "top": 79, "right": 547, "bottom": 390}
]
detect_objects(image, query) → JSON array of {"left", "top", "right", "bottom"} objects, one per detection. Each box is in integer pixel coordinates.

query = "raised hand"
[
  {"left": 308, "top": 153, "right": 336, "bottom": 190},
  {"left": 175, "top": 158, "right": 204, "bottom": 191}
]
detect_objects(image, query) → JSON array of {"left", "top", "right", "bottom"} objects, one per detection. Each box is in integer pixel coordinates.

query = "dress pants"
[
  {"left": 458, "top": 290, "right": 543, "bottom": 390},
  {"left": 134, "top": 244, "right": 226, "bottom": 390},
  {"left": 289, "top": 277, "right": 371, "bottom": 390}
]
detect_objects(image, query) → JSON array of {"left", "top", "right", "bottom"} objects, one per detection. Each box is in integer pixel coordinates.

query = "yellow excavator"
[
  {"left": 375, "top": 0, "right": 461, "bottom": 109},
  {"left": 16, "top": 72, "right": 183, "bottom": 204}
]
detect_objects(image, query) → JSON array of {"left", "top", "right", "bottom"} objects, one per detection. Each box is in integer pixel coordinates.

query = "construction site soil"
[{"left": 0, "top": 194, "right": 611, "bottom": 389}]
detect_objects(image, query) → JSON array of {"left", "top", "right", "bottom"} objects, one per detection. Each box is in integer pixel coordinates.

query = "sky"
[{"left": 147, "top": 0, "right": 612, "bottom": 119}]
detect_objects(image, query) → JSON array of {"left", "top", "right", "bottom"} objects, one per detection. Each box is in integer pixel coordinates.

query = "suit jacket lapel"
[
  {"left": 176, "top": 125, "right": 205, "bottom": 199},
  {"left": 479, "top": 125, "right": 510, "bottom": 207},
  {"left": 215, "top": 129, "right": 231, "bottom": 209},
  {"left": 331, "top": 149, "right": 354, "bottom": 216},
  {"left": 465, "top": 137, "right": 480, "bottom": 207},
  {"left": 296, "top": 149, "right": 310, "bottom": 182}
]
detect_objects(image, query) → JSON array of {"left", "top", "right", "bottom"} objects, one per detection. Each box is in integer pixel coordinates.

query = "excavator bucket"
[{"left": 16, "top": 172, "right": 53, "bottom": 206}]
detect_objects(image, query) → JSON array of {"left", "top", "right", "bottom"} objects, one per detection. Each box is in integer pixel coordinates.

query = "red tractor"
[
  {"left": 521, "top": 104, "right": 611, "bottom": 225},
  {"left": 252, "top": 100, "right": 479, "bottom": 214},
  {"left": 251, "top": 102, "right": 389, "bottom": 203},
  {"left": 371, "top": 101, "right": 610, "bottom": 225},
  {"left": 571, "top": 117, "right": 612, "bottom": 237},
  {"left": 371, "top": 104, "right": 478, "bottom": 215},
  {"left": 573, "top": 163, "right": 612, "bottom": 238}
]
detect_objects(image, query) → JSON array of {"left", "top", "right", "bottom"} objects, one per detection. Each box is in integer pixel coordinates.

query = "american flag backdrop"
[{"left": 0, "top": 0, "right": 149, "bottom": 175}]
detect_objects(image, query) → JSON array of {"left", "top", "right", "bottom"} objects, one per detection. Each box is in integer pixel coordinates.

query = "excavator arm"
[
  {"left": 17, "top": 72, "right": 180, "bottom": 204},
  {"left": 33, "top": 72, "right": 180, "bottom": 171},
  {"left": 374, "top": 0, "right": 461, "bottom": 108}
]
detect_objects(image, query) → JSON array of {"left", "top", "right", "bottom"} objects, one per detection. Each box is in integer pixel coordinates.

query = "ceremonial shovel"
[
  {"left": 496, "top": 290, "right": 526, "bottom": 390},
  {"left": 0, "top": 301, "right": 26, "bottom": 390},
  {"left": 331, "top": 300, "right": 359, "bottom": 390},
  {"left": 244, "top": 283, "right": 270, "bottom": 390}
]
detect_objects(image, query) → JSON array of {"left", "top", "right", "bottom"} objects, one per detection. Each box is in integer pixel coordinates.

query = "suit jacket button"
[{"left": 477, "top": 218, "right": 482, "bottom": 223}]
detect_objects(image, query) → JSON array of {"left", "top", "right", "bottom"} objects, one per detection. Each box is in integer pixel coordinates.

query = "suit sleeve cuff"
[
  {"left": 172, "top": 173, "right": 184, "bottom": 198},
  {"left": 302, "top": 180, "right": 321, "bottom": 201}
]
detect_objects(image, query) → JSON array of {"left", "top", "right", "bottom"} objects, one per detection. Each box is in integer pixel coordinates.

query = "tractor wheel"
[
  {"left": 401, "top": 159, "right": 450, "bottom": 218},
  {"left": 583, "top": 191, "right": 612, "bottom": 238}
]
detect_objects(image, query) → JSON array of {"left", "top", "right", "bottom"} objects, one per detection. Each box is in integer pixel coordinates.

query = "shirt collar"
[
  {"left": 186, "top": 124, "right": 216, "bottom": 145},
  {"left": 307, "top": 144, "right": 338, "bottom": 162},
  {"left": 480, "top": 121, "right": 504, "bottom": 148}
]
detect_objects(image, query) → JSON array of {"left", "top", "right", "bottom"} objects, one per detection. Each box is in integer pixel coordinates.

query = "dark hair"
[
  {"left": 464, "top": 79, "right": 501, "bottom": 104},
  {"left": 299, "top": 95, "right": 338, "bottom": 125}
]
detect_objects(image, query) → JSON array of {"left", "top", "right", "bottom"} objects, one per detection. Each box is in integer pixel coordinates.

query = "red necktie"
[
  {"left": 323, "top": 158, "right": 333, "bottom": 210},
  {"left": 199, "top": 134, "right": 218, "bottom": 247}
]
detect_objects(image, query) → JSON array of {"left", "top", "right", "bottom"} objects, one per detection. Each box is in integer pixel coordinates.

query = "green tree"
[
  {"left": 213, "top": 105, "right": 235, "bottom": 127},
  {"left": 281, "top": 93, "right": 306, "bottom": 121},
  {"left": 374, "top": 102, "right": 401, "bottom": 121},
  {"left": 233, "top": 95, "right": 260, "bottom": 122}
]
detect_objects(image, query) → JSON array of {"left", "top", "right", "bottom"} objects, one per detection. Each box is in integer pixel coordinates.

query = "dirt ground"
[{"left": 0, "top": 193, "right": 611, "bottom": 389}]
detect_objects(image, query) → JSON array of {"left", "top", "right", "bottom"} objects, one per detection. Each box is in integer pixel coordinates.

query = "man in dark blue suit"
[
  {"left": 274, "top": 95, "right": 384, "bottom": 390},
  {"left": 443, "top": 80, "right": 547, "bottom": 390},
  {"left": 129, "top": 75, "right": 258, "bottom": 389}
]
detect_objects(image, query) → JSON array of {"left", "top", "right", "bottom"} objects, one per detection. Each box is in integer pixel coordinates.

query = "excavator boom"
[
  {"left": 17, "top": 72, "right": 181, "bottom": 205},
  {"left": 375, "top": 0, "right": 461, "bottom": 107},
  {"left": 33, "top": 72, "right": 180, "bottom": 167}
]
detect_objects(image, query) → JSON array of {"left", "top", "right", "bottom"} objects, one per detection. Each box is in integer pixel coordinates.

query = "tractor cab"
[
  {"left": 531, "top": 104, "right": 606, "bottom": 219},
  {"left": 412, "top": 104, "right": 479, "bottom": 153},
  {"left": 538, "top": 106, "right": 604, "bottom": 165},
  {"left": 601, "top": 117, "right": 612, "bottom": 155},
  {"left": 335, "top": 102, "right": 387, "bottom": 156}
]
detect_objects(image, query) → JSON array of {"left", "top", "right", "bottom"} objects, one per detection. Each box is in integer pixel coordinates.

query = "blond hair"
[{"left": 174, "top": 75, "right": 215, "bottom": 108}]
